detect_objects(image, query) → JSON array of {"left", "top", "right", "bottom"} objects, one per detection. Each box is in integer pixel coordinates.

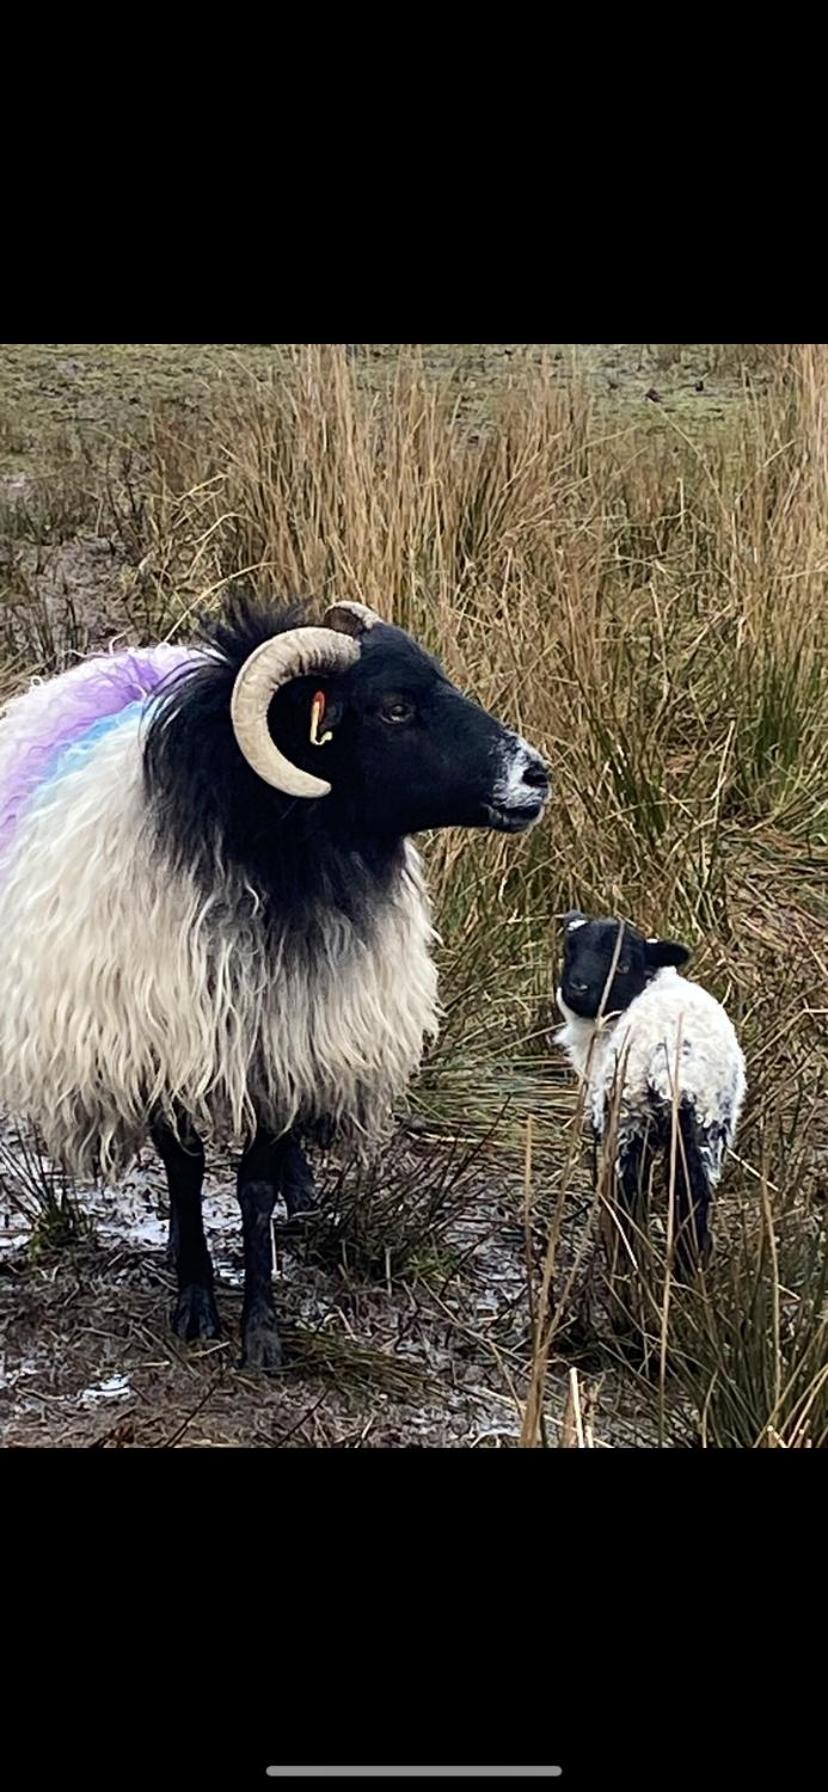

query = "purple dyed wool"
[{"left": 0, "top": 644, "right": 194, "bottom": 862}]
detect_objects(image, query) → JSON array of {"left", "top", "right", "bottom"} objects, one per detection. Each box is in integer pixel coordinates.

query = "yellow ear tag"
[{"left": 309, "top": 691, "right": 333, "bottom": 747}]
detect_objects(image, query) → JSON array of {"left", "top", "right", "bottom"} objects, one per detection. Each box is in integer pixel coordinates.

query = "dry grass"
[{"left": 1, "top": 342, "right": 826, "bottom": 1447}]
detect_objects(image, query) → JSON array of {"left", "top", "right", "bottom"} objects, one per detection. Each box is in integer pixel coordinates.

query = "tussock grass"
[{"left": 0, "top": 1126, "right": 93, "bottom": 1256}]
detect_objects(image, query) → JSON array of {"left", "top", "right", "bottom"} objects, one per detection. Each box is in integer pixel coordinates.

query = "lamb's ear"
[
  {"left": 644, "top": 936, "right": 691, "bottom": 970},
  {"left": 561, "top": 909, "right": 589, "bottom": 933}
]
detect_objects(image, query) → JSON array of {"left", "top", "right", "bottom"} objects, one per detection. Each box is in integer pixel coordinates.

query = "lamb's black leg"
[
  {"left": 151, "top": 1112, "right": 221, "bottom": 1342},
  {"left": 672, "top": 1105, "right": 713, "bottom": 1281},
  {"left": 237, "top": 1129, "right": 312, "bottom": 1370},
  {"left": 615, "top": 1126, "right": 653, "bottom": 1257},
  {"left": 605, "top": 1124, "right": 659, "bottom": 1342}
]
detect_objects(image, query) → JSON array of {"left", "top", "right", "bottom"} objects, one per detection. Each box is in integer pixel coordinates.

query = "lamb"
[
  {"left": 554, "top": 910, "right": 746, "bottom": 1276},
  {"left": 0, "top": 591, "right": 550, "bottom": 1367}
]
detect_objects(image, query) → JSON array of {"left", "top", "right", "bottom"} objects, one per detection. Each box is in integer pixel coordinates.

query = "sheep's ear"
[
  {"left": 561, "top": 909, "right": 588, "bottom": 933},
  {"left": 644, "top": 936, "right": 691, "bottom": 969}
]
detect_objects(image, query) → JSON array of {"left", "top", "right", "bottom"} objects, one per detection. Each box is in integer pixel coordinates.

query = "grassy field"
[{"left": 0, "top": 342, "right": 826, "bottom": 1448}]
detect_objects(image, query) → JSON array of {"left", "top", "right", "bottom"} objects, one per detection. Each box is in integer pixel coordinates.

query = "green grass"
[{"left": 0, "top": 341, "right": 778, "bottom": 475}]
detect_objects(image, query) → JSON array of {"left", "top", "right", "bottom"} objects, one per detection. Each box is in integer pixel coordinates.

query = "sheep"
[
  {"left": 554, "top": 910, "right": 746, "bottom": 1277},
  {"left": 0, "top": 591, "right": 550, "bottom": 1367}
]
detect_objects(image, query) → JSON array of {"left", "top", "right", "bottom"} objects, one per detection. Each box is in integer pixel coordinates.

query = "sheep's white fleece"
[
  {"left": 0, "top": 707, "right": 440, "bottom": 1180},
  {"left": 555, "top": 968, "right": 746, "bottom": 1180}
]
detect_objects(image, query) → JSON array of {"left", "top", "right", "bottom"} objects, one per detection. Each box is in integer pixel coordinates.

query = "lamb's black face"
[
  {"left": 271, "top": 622, "right": 551, "bottom": 838},
  {"left": 558, "top": 913, "right": 690, "bottom": 1021}
]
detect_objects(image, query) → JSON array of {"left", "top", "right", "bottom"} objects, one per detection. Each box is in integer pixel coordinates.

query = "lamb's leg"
[
  {"left": 237, "top": 1129, "right": 312, "bottom": 1370},
  {"left": 151, "top": 1112, "right": 221, "bottom": 1342},
  {"left": 615, "top": 1127, "right": 653, "bottom": 1258},
  {"left": 603, "top": 1125, "right": 659, "bottom": 1340},
  {"left": 672, "top": 1105, "right": 713, "bottom": 1280}
]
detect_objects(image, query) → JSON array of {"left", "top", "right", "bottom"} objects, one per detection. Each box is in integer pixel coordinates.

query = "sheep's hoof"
[
  {"left": 240, "top": 1313, "right": 283, "bottom": 1372},
  {"left": 172, "top": 1283, "right": 222, "bottom": 1342}
]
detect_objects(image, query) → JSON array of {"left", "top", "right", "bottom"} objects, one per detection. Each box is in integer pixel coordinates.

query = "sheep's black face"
[
  {"left": 558, "top": 913, "right": 691, "bottom": 1022},
  {"left": 271, "top": 622, "right": 550, "bottom": 839}
]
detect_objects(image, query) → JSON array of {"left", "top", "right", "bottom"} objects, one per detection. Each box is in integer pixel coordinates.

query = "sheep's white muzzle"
[{"left": 485, "top": 737, "right": 550, "bottom": 832}]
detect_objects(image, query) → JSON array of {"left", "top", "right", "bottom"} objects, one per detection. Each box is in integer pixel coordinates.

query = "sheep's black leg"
[
  {"left": 279, "top": 1133, "right": 316, "bottom": 1218},
  {"left": 151, "top": 1112, "right": 221, "bottom": 1342},
  {"left": 237, "top": 1129, "right": 313, "bottom": 1370},
  {"left": 672, "top": 1105, "right": 712, "bottom": 1280}
]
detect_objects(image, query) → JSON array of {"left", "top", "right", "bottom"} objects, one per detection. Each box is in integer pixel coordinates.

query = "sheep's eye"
[
  {"left": 379, "top": 698, "right": 415, "bottom": 725},
  {"left": 617, "top": 960, "right": 630, "bottom": 975}
]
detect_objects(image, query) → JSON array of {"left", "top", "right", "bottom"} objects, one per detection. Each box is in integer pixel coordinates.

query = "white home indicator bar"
[{"left": 266, "top": 1772, "right": 563, "bottom": 1780}]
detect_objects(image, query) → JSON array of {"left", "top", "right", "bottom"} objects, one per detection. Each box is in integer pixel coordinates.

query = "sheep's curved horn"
[
  {"left": 231, "top": 627, "right": 360, "bottom": 799},
  {"left": 324, "top": 600, "right": 381, "bottom": 637}
]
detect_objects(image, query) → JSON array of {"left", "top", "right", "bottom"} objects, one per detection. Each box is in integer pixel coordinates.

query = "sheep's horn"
[
  {"left": 231, "top": 627, "right": 360, "bottom": 799},
  {"left": 324, "top": 600, "right": 381, "bottom": 637}
]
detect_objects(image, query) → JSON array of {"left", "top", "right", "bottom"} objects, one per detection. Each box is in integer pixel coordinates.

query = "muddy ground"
[{"left": 0, "top": 1114, "right": 671, "bottom": 1448}]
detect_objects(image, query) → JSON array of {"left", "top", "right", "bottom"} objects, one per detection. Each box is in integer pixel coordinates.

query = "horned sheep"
[{"left": 0, "top": 593, "right": 550, "bottom": 1366}]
